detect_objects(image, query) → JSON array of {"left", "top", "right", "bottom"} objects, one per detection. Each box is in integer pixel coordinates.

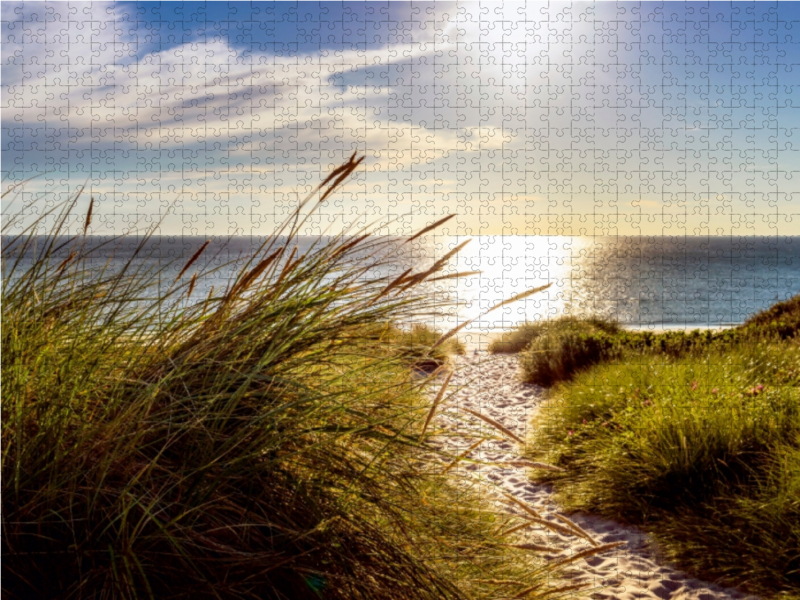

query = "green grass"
[
  {"left": 526, "top": 337, "right": 800, "bottom": 598},
  {"left": 488, "top": 316, "right": 620, "bottom": 355},
  {"left": 498, "top": 299, "right": 800, "bottom": 387},
  {"left": 742, "top": 293, "right": 800, "bottom": 337},
  {"left": 519, "top": 328, "right": 619, "bottom": 388},
  {"left": 2, "top": 158, "right": 602, "bottom": 599},
  {"left": 365, "top": 322, "right": 466, "bottom": 372}
]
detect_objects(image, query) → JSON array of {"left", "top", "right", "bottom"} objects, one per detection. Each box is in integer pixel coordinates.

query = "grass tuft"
[
  {"left": 489, "top": 316, "right": 620, "bottom": 355},
  {"left": 2, "top": 159, "right": 572, "bottom": 599},
  {"left": 507, "top": 298, "right": 800, "bottom": 388},
  {"left": 527, "top": 336, "right": 800, "bottom": 598}
]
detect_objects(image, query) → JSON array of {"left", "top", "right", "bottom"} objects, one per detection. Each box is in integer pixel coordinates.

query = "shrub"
[
  {"left": 740, "top": 293, "right": 800, "bottom": 340},
  {"left": 489, "top": 315, "right": 620, "bottom": 354},
  {"left": 519, "top": 330, "right": 618, "bottom": 387},
  {"left": 488, "top": 321, "right": 546, "bottom": 354},
  {"left": 516, "top": 320, "right": 760, "bottom": 387}
]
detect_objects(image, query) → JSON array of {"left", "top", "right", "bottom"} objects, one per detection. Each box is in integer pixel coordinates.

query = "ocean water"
[
  {"left": 442, "top": 235, "right": 800, "bottom": 332},
  {"left": 5, "top": 235, "right": 800, "bottom": 345}
]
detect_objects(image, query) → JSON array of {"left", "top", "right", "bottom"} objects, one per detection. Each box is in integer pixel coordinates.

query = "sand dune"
[{"left": 431, "top": 353, "right": 758, "bottom": 600}]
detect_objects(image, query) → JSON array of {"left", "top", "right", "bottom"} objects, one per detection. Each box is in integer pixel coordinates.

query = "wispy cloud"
[{"left": 3, "top": 1, "right": 798, "bottom": 236}]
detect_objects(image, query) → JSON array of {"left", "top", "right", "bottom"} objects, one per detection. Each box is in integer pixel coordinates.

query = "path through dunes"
[{"left": 431, "top": 354, "right": 759, "bottom": 600}]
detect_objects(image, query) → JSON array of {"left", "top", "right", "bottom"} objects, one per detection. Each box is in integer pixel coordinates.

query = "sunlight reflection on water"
[
  {"left": 5, "top": 234, "right": 798, "bottom": 350},
  {"left": 422, "top": 235, "right": 800, "bottom": 346}
]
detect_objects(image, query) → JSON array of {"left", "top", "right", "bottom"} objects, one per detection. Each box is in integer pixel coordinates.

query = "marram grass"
[
  {"left": 489, "top": 317, "right": 620, "bottom": 355},
  {"left": 496, "top": 303, "right": 800, "bottom": 388},
  {"left": 527, "top": 331, "right": 800, "bottom": 599},
  {"left": 2, "top": 159, "right": 599, "bottom": 599}
]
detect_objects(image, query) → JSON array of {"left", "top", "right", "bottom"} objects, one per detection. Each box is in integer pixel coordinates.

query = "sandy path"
[{"left": 431, "top": 353, "right": 758, "bottom": 600}]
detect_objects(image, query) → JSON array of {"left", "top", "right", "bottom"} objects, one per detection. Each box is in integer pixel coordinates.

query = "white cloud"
[{"left": 3, "top": 2, "right": 796, "bottom": 237}]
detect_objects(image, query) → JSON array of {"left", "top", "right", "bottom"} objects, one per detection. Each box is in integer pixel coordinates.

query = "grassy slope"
[
  {"left": 488, "top": 316, "right": 621, "bottom": 355},
  {"left": 494, "top": 297, "right": 800, "bottom": 388},
  {"left": 2, "top": 160, "right": 601, "bottom": 600},
  {"left": 523, "top": 299, "right": 800, "bottom": 598}
]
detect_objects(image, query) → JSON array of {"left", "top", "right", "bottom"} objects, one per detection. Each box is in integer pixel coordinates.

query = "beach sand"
[{"left": 431, "top": 353, "right": 759, "bottom": 600}]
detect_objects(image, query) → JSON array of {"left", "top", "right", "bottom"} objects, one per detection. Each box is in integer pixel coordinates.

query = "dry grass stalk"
[
  {"left": 419, "top": 371, "right": 454, "bottom": 442},
  {"left": 549, "top": 541, "right": 625, "bottom": 569},
  {"left": 187, "top": 272, "right": 198, "bottom": 298},
  {"left": 421, "top": 240, "right": 470, "bottom": 278},
  {"left": 400, "top": 240, "right": 471, "bottom": 291},
  {"left": 174, "top": 240, "right": 210, "bottom": 282},
  {"left": 433, "top": 283, "right": 553, "bottom": 350},
  {"left": 441, "top": 439, "right": 484, "bottom": 474},
  {"left": 317, "top": 149, "right": 360, "bottom": 190},
  {"left": 83, "top": 196, "right": 94, "bottom": 234},
  {"left": 56, "top": 251, "right": 77, "bottom": 274},
  {"left": 404, "top": 214, "right": 456, "bottom": 244},
  {"left": 431, "top": 318, "right": 477, "bottom": 351},
  {"left": 489, "top": 284, "right": 554, "bottom": 314},
  {"left": 503, "top": 492, "right": 543, "bottom": 520},
  {"left": 429, "top": 270, "right": 482, "bottom": 283},
  {"left": 471, "top": 578, "right": 528, "bottom": 586},
  {"left": 501, "top": 520, "right": 537, "bottom": 537},
  {"left": 376, "top": 267, "right": 413, "bottom": 300},
  {"left": 508, "top": 543, "right": 563, "bottom": 553},
  {"left": 462, "top": 408, "right": 524, "bottom": 444},
  {"left": 512, "top": 582, "right": 545, "bottom": 598},
  {"left": 553, "top": 514, "right": 599, "bottom": 547},
  {"left": 318, "top": 155, "right": 365, "bottom": 203},
  {"left": 525, "top": 582, "right": 589, "bottom": 599},
  {"left": 500, "top": 460, "right": 564, "bottom": 472},
  {"left": 329, "top": 233, "right": 371, "bottom": 262},
  {"left": 522, "top": 516, "right": 576, "bottom": 537},
  {"left": 270, "top": 246, "right": 297, "bottom": 289},
  {"left": 225, "top": 246, "right": 285, "bottom": 303}
]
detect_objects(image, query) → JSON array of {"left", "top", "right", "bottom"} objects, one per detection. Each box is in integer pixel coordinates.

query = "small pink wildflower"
[
  {"left": 643, "top": 400, "right": 651, "bottom": 407},
  {"left": 711, "top": 388, "right": 718, "bottom": 395},
  {"left": 756, "top": 384, "right": 764, "bottom": 393},
  {"left": 690, "top": 380, "right": 699, "bottom": 391},
  {"left": 582, "top": 419, "right": 588, "bottom": 425},
  {"left": 568, "top": 430, "right": 574, "bottom": 436}
]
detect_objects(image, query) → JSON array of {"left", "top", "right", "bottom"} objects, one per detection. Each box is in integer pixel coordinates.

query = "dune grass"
[
  {"left": 364, "top": 322, "right": 466, "bottom": 372},
  {"left": 1, "top": 158, "right": 610, "bottom": 599},
  {"left": 518, "top": 328, "right": 619, "bottom": 388},
  {"left": 741, "top": 293, "right": 800, "bottom": 337},
  {"left": 488, "top": 316, "right": 620, "bottom": 355},
  {"left": 526, "top": 327, "right": 800, "bottom": 597},
  {"left": 498, "top": 298, "right": 800, "bottom": 388}
]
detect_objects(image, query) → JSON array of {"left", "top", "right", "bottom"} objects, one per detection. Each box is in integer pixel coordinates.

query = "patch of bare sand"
[{"left": 430, "top": 353, "right": 758, "bottom": 600}]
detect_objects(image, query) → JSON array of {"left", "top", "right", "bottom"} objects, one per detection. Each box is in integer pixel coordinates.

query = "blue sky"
[{"left": 3, "top": 1, "right": 799, "bottom": 237}]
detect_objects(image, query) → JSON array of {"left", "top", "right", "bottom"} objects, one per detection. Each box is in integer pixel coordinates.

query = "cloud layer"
[{"left": 3, "top": 1, "right": 799, "bottom": 236}]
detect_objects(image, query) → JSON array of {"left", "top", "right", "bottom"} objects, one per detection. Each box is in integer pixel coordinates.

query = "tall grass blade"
[
  {"left": 419, "top": 371, "right": 454, "bottom": 442},
  {"left": 462, "top": 408, "right": 525, "bottom": 445}
]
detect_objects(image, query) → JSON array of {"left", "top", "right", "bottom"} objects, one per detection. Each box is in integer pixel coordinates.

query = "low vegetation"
[
  {"left": 2, "top": 159, "right": 602, "bottom": 599},
  {"left": 488, "top": 316, "right": 620, "bottom": 354},
  {"left": 493, "top": 297, "right": 800, "bottom": 387},
  {"left": 367, "top": 322, "right": 466, "bottom": 372},
  {"left": 741, "top": 292, "right": 800, "bottom": 338},
  {"left": 523, "top": 299, "right": 800, "bottom": 598}
]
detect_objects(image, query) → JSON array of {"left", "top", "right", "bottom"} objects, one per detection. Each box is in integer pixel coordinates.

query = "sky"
[{"left": 3, "top": 1, "right": 800, "bottom": 237}]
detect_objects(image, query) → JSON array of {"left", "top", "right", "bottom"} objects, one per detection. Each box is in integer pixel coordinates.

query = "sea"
[{"left": 4, "top": 235, "right": 799, "bottom": 349}]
